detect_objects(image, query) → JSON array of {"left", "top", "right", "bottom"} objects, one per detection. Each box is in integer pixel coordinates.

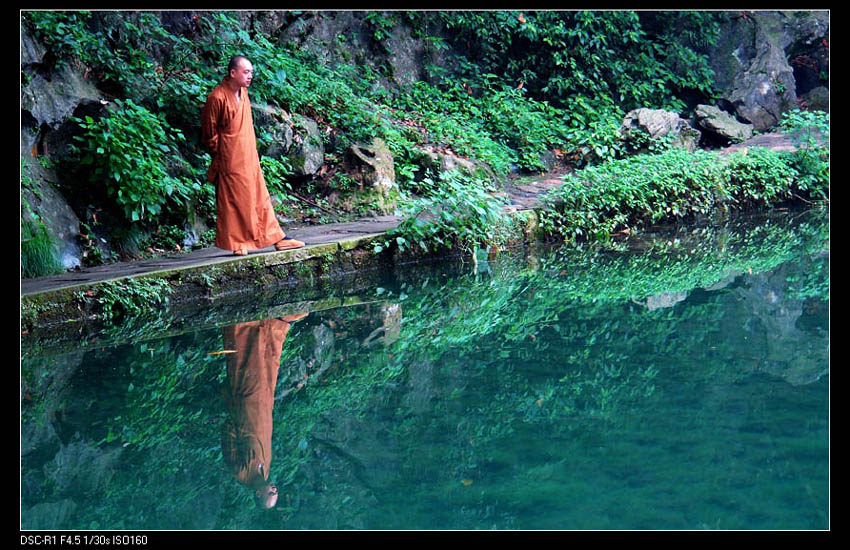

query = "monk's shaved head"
[
  {"left": 226, "top": 55, "right": 253, "bottom": 90},
  {"left": 227, "top": 55, "right": 250, "bottom": 73}
]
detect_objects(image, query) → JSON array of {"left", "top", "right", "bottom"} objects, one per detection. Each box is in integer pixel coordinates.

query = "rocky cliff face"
[{"left": 708, "top": 11, "right": 829, "bottom": 130}]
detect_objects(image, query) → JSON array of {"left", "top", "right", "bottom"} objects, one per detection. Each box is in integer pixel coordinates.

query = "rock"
[
  {"left": 21, "top": 62, "right": 103, "bottom": 131},
  {"left": 724, "top": 40, "right": 796, "bottom": 132},
  {"left": 21, "top": 129, "right": 83, "bottom": 271},
  {"left": 694, "top": 104, "right": 754, "bottom": 143},
  {"left": 21, "top": 351, "right": 86, "bottom": 456},
  {"left": 619, "top": 108, "right": 702, "bottom": 152},
  {"left": 278, "top": 11, "right": 452, "bottom": 90},
  {"left": 21, "top": 27, "right": 46, "bottom": 68},
  {"left": 21, "top": 500, "right": 78, "bottom": 530},
  {"left": 345, "top": 137, "right": 396, "bottom": 194},
  {"left": 181, "top": 200, "right": 211, "bottom": 250},
  {"left": 252, "top": 103, "right": 294, "bottom": 159},
  {"left": 800, "top": 86, "right": 829, "bottom": 112},
  {"left": 43, "top": 437, "right": 123, "bottom": 494},
  {"left": 640, "top": 290, "right": 688, "bottom": 311},
  {"left": 288, "top": 114, "right": 325, "bottom": 176},
  {"left": 415, "top": 146, "right": 496, "bottom": 182}
]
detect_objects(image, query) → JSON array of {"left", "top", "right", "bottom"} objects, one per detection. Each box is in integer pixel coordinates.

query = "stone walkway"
[{"left": 20, "top": 215, "right": 403, "bottom": 297}]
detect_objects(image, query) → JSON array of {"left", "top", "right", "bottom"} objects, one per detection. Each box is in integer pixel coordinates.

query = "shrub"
[
  {"left": 778, "top": 109, "right": 829, "bottom": 201},
  {"left": 375, "top": 171, "right": 513, "bottom": 255},
  {"left": 540, "top": 147, "right": 723, "bottom": 241},
  {"left": 70, "top": 99, "right": 202, "bottom": 224},
  {"left": 540, "top": 141, "right": 826, "bottom": 243},
  {"left": 21, "top": 218, "right": 64, "bottom": 279},
  {"left": 722, "top": 147, "right": 800, "bottom": 207},
  {"left": 93, "top": 277, "right": 172, "bottom": 321}
]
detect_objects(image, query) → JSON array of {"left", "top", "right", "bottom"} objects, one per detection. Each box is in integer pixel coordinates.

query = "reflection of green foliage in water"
[
  {"left": 267, "top": 209, "right": 827, "bottom": 527},
  {"left": 386, "top": 210, "right": 827, "bottom": 350},
  {"left": 785, "top": 253, "right": 829, "bottom": 302},
  {"left": 76, "top": 335, "right": 227, "bottom": 529},
  {"left": 20, "top": 210, "right": 828, "bottom": 529}
]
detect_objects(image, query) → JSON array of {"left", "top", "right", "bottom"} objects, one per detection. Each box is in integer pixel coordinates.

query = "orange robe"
[
  {"left": 220, "top": 319, "right": 292, "bottom": 487},
  {"left": 201, "top": 77, "right": 285, "bottom": 252}
]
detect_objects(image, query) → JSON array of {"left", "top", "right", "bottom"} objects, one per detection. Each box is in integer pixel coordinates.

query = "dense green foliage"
[
  {"left": 89, "top": 277, "right": 173, "bottom": 321},
  {"left": 539, "top": 120, "right": 829, "bottom": 243},
  {"left": 434, "top": 11, "right": 721, "bottom": 112},
  {"left": 778, "top": 108, "right": 830, "bottom": 200}
]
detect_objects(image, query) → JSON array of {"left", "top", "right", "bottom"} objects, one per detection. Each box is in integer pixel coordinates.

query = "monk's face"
[
  {"left": 255, "top": 483, "right": 278, "bottom": 509},
  {"left": 230, "top": 59, "right": 253, "bottom": 89}
]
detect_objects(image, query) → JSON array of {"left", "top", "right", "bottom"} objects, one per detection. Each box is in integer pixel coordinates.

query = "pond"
[{"left": 21, "top": 209, "right": 829, "bottom": 530}]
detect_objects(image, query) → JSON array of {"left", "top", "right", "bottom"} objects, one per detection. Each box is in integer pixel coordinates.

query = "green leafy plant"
[
  {"left": 93, "top": 277, "right": 173, "bottom": 321},
  {"left": 23, "top": 11, "right": 103, "bottom": 65},
  {"left": 540, "top": 141, "right": 826, "bottom": 243},
  {"left": 364, "top": 12, "right": 398, "bottom": 45},
  {"left": 722, "top": 147, "right": 799, "bottom": 207},
  {"left": 70, "top": 99, "right": 201, "bottom": 224},
  {"left": 778, "top": 109, "right": 829, "bottom": 201},
  {"left": 260, "top": 156, "right": 296, "bottom": 202},
  {"left": 147, "top": 224, "right": 187, "bottom": 252},
  {"left": 375, "top": 171, "right": 513, "bottom": 255}
]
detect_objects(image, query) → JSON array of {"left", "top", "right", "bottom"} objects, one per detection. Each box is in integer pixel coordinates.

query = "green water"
[{"left": 21, "top": 210, "right": 829, "bottom": 530}]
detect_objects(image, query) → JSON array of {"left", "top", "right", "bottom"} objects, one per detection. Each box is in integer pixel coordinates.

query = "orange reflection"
[{"left": 220, "top": 313, "right": 307, "bottom": 509}]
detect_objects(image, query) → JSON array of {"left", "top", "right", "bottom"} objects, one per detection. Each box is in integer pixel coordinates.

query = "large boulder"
[
  {"left": 21, "top": 25, "right": 46, "bottom": 68},
  {"left": 21, "top": 129, "right": 83, "bottom": 271},
  {"left": 278, "top": 11, "right": 454, "bottom": 90},
  {"left": 694, "top": 104, "right": 754, "bottom": 143},
  {"left": 638, "top": 291, "right": 689, "bottom": 311},
  {"left": 800, "top": 86, "right": 829, "bottom": 112},
  {"left": 43, "top": 437, "right": 124, "bottom": 495},
  {"left": 21, "top": 501, "right": 78, "bottom": 530},
  {"left": 414, "top": 145, "right": 497, "bottom": 183},
  {"left": 723, "top": 40, "right": 796, "bottom": 132},
  {"left": 618, "top": 108, "right": 702, "bottom": 152}
]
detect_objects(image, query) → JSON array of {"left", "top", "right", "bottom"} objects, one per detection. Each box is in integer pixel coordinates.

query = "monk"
[
  {"left": 201, "top": 55, "right": 304, "bottom": 256},
  {"left": 220, "top": 313, "right": 308, "bottom": 509}
]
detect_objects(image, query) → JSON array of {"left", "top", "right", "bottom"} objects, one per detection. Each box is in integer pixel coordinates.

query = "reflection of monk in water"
[{"left": 220, "top": 313, "right": 307, "bottom": 509}]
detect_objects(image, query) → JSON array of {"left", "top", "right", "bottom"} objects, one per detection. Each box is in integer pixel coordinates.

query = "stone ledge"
[{"left": 21, "top": 210, "right": 544, "bottom": 330}]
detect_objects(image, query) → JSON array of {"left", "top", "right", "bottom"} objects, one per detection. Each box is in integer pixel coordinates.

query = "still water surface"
[{"left": 21, "top": 210, "right": 829, "bottom": 530}]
